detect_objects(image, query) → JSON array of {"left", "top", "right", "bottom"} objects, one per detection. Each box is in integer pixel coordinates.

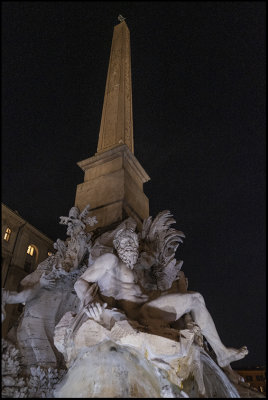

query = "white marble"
[
  {"left": 2, "top": 205, "right": 97, "bottom": 372},
  {"left": 2, "top": 209, "right": 252, "bottom": 398},
  {"left": 74, "top": 218, "right": 248, "bottom": 370}
]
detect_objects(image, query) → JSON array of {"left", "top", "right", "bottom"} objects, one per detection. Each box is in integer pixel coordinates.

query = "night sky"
[{"left": 2, "top": 2, "right": 265, "bottom": 368}]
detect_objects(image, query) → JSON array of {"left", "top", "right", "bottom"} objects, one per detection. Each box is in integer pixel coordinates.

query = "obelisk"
[
  {"left": 97, "top": 19, "right": 134, "bottom": 154},
  {"left": 75, "top": 18, "right": 150, "bottom": 231}
]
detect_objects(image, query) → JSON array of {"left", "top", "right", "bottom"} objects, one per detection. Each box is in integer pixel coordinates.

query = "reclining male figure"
[{"left": 74, "top": 227, "right": 248, "bottom": 368}]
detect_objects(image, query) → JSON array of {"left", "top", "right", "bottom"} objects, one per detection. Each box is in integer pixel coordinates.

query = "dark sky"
[{"left": 2, "top": 2, "right": 266, "bottom": 368}]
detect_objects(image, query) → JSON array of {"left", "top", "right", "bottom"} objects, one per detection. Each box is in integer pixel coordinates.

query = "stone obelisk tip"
[{"left": 117, "top": 14, "right": 126, "bottom": 23}]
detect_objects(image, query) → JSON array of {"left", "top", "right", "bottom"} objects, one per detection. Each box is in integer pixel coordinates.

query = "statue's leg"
[
  {"left": 144, "top": 293, "right": 248, "bottom": 367},
  {"left": 17, "top": 316, "right": 57, "bottom": 371}
]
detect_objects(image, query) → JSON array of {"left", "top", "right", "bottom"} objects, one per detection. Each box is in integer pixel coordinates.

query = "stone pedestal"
[{"left": 75, "top": 145, "right": 150, "bottom": 231}]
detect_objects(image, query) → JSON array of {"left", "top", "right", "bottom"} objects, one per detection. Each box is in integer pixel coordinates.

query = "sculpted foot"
[{"left": 218, "top": 346, "right": 248, "bottom": 367}]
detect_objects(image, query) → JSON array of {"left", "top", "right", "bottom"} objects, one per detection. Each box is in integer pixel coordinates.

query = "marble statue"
[
  {"left": 2, "top": 204, "right": 97, "bottom": 373},
  {"left": 1, "top": 11, "right": 258, "bottom": 395},
  {"left": 51, "top": 211, "right": 249, "bottom": 398},
  {"left": 2, "top": 208, "right": 257, "bottom": 398},
  {"left": 2, "top": 273, "right": 55, "bottom": 322},
  {"left": 73, "top": 217, "right": 248, "bottom": 369},
  {"left": 2, "top": 338, "right": 65, "bottom": 398}
]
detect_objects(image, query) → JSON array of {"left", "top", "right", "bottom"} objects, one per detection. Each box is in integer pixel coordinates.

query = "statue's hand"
[
  {"left": 40, "top": 272, "right": 56, "bottom": 289},
  {"left": 84, "top": 302, "right": 107, "bottom": 322}
]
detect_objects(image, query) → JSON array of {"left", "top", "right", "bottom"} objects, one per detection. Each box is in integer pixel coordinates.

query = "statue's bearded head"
[{"left": 113, "top": 228, "right": 139, "bottom": 269}]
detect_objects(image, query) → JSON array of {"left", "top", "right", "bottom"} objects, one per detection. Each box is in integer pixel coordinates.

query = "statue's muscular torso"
[{"left": 79, "top": 253, "right": 148, "bottom": 304}]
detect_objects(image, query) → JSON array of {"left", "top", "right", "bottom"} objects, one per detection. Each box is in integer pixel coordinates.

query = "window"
[
  {"left": 246, "top": 376, "right": 253, "bottom": 381},
  {"left": 27, "top": 245, "right": 35, "bottom": 256},
  {"left": 4, "top": 228, "right": 11, "bottom": 242},
  {"left": 256, "top": 375, "right": 264, "bottom": 381}
]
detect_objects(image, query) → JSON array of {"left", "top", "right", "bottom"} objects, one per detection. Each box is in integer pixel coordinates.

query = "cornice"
[
  {"left": 1, "top": 203, "right": 54, "bottom": 245},
  {"left": 77, "top": 145, "right": 150, "bottom": 183}
]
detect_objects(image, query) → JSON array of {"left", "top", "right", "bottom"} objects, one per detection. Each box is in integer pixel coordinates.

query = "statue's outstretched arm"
[{"left": 2, "top": 272, "right": 56, "bottom": 322}]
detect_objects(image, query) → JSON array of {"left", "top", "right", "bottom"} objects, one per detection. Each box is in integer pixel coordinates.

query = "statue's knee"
[
  {"left": 192, "top": 292, "right": 205, "bottom": 306},
  {"left": 74, "top": 279, "right": 88, "bottom": 298}
]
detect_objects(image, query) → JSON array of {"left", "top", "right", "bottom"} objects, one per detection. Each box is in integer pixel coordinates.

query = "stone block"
[
  {"left": 84, "top": 156, "right": 123, "bottom": 182},
  {"left": 75, "top": 145, "right": 150, "bottom": 230},
  {"left": 85, "top": 202, "right": 124, "bottom": 232},
  {"left": 76, "top": 169, "right": 124, "bottom": 211}
]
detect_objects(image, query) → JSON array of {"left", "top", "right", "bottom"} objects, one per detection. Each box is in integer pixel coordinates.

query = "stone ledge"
[{"left": 77, "top": 145, "right": 150, "bottom": 184}]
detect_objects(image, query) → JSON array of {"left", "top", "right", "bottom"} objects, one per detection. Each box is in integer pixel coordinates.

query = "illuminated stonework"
[{"left": 1, "top": 18, "right": 259, "bottom": 399}]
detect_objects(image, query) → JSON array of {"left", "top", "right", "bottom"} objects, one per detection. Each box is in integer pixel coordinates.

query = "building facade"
[
  {"left": 235, "top": 367, "right": 266, "bottom": 395},
  {"left": 1, "top": 203, "right": 54, "bottom": 336}
]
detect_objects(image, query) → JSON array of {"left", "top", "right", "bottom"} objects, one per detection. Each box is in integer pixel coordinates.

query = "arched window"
[
  {"left": 3, "top": 227, "right": 11, "bottom": 242},
  {"left": 27, "top": 245, "right": 35, "bottom": 256},
  {"left": 25, "top": 244, "right": 39, "bottom": 273}
]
